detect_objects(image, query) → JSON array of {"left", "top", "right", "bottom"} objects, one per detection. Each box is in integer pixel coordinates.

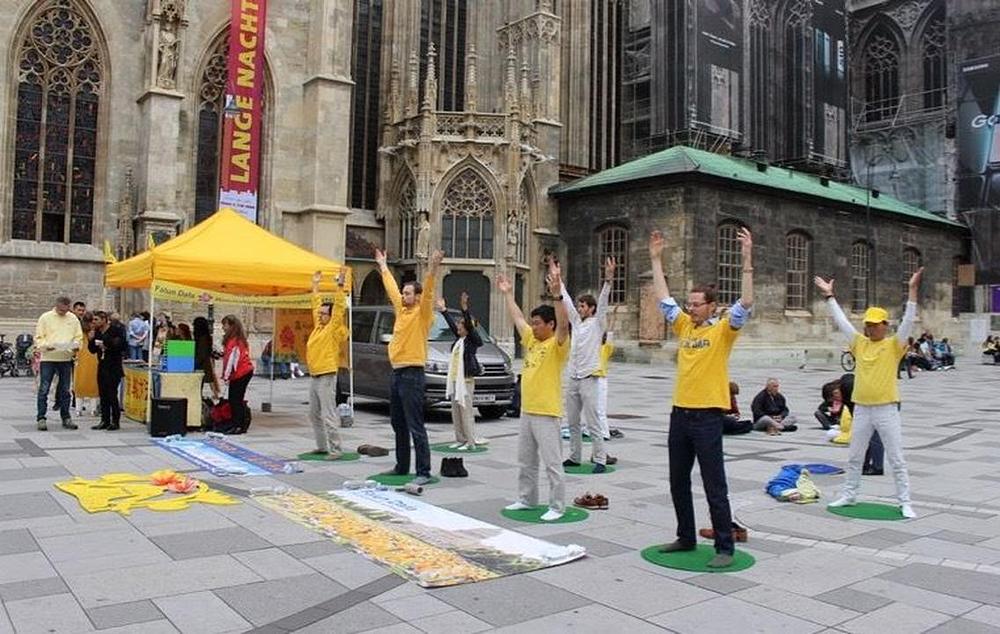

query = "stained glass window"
[{"left": 441, "top": 170, "right": 494, "bottom": 260}]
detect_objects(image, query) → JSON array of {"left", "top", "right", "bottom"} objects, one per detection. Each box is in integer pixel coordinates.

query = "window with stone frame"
[
  {"left": 862, "top": 26, "right": 900, "bottom": 122},
  {"left": 920, "top": 9, "right": 946, "bottom": 110},
  {"left": 396, "top": 177, "right": 417, "bottom": 259},
  {"left": 11, "top": 0, "right": 103, "bottom": 244},
  {"left": 441, "top": 170, "right": 495, "bottom": 260},
  {"left": 597, "top": 224, "right": 628, "bottom": 305},
  {"left": 902, "top": 246, "right": 921, "bottom": 301},
  {"left": 851, "top": 240, "right": 872, "bottom": 312},
  {"left": 194, "top": 33, "right": 267, "bottom": 224},
  {"left": 785, "top": 231, "right": 811, "bottom": 310},
  {"left": 748, "top": 0, "right": 771, "bottom": 155},
  {"left": 716, "top": 222, "right": 743, "bottom": 306}
]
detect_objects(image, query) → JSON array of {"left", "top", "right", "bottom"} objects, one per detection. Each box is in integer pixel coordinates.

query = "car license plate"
[{"left": 473, "top": 394, "right": 496, "bottom": 403}]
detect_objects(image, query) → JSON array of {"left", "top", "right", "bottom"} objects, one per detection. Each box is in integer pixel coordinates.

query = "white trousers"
[
  {"left": 517, "top": 414, "right": 566, "bottom": 512},
  {"left": 450, "top": 379, "right": 477, "bottom": 443},
  {"left": 564, "top": 376, "right": 606, "bottom": 464},
  {"left": 841, "top": 403, "right": 911, "bottom": 504},
  {"left": 596, "top": 377, "right": 610, "bottom": 438}
]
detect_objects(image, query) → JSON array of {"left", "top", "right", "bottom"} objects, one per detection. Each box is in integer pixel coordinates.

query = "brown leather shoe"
[{"left": 699, "top": 524, "right": 748, "bottom": 542}]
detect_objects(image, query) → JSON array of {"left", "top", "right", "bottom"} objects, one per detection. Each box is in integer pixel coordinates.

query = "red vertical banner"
[{"left": 218, "top": 0, "right": 268, "bottom": 222}]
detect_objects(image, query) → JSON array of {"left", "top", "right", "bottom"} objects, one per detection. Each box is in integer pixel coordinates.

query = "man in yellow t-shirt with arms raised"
[
  {"left": 498, "top": 259, "right": 570, "bottom": 522},
  {"left": 649, "top": 227, "right": 754, "bottom": 569},
  {"left": 815, "top": 267, "right": 923, "bottom": 519}
]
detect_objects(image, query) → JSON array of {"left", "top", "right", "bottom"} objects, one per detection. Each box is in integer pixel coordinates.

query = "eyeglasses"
[{"left": 684, "top": 301, "right": 709, "bottom": 309}]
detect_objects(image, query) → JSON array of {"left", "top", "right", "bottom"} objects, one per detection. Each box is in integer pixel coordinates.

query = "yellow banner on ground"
[{"left": 151, "top": 280, "right": 315, "bottom": 309}]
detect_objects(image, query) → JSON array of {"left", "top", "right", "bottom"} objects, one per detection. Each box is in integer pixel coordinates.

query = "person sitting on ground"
[
  {"left": 750, "top": 378, "right": 798, "bottom": 435},
  {"left": 814, "top": 380, "right": 843, "bottom": 430},
  {"left": 906, "top": 337, "right": 933, "bottom": 371},
  {"left": 933, "top": 337, "right": 955, "bottom": 368},
  {"left": 722, "top": 382, "right": 752, "bottom": 435}
]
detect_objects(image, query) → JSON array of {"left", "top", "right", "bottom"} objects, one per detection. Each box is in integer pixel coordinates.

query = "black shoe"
[
  {"left": 562, "top": 459, "right": 580, "bottom": 467},
  {"left": 380, "top": 468, "right": 407, "bottom": 476},
  {"left": 862, "top": 467, "right": 883, "bottom": 476},
  {"left": 106, "top": 423, "right": 120, "bottom": 431},
  {"left": 658, "top": 540, "right": 696, "bottom": 553},
  {"left": 609, "top": 429, "right": 624, "bottom": 439},
  {"left": 91, "top": 422, "right": 110, "bottom": 430},
  {"left": 62, "top": 419, "right": 78, "bottom": 430}
]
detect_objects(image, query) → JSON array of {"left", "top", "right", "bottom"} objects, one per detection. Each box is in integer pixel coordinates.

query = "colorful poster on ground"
[
  {"left": 218, "top": 0, "right": 268, "bottom": 222},
  {"left": 255, "top": 489, "right": 586, "bottom": 588},
  {"left": 152, "top": 437, "right": 298, "bottom": 477}
]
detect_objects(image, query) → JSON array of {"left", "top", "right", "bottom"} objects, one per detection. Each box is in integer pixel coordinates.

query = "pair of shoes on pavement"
[
  {"left": 591, "top": 455, "right": 618, "bottom": 465},
  {"left": 504, "top": 501, "right": 563, "bottom": 521},
  {"left": 658, "top": 540, "right": 733, "bottom": 568},
  {"left": 573, "top": 492, "right": 608, "bottom": 510},
  {"left": 357, "top": 444, "right": 389, "bottom": 457},
  {"left": 36, "top": 417, "right": 77, "bottom": 431},
  {"left": 90, "top": 422, "right": 120, "bottom": 431},
  {"left": 698, "top": 522, "right": 748, "bottom": 542}
]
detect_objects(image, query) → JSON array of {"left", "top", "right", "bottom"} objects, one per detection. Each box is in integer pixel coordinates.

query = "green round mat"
[
  {"left": 297, "top": 451, "right": 360, "bottom": 462},
  {"left": 368, "top": 473, "right": 440, "bottom": 486},
  {"left": 640, "top": 544, "right": 755, "bottom": 573},
  {"left": 501, "top": 505, "right": 589, "bottom": 524},
  {"left": 564, "top": 464, "right": 616, "bottom": 475},
  {"left": 827, "top": 502, "right": 905, "bottom": 521},
  {"left": 430, "top": 442, "right": 489, "bottom": 454}
]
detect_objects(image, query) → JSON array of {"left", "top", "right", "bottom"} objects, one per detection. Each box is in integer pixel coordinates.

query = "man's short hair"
[
  {"left": 529, "top": 304, "right": 556, "bottom": 325},
  {"left": 55, "top": 296, "right": 71, "bottom": 307},
  {"left": 92, "top": 310, "right": 108, "bottom": 321},
  {"left": 689, "top": 285, "right": 718, "bottom": 303},
  {"left": 72, "top": 301, "right": 86, "bottom": 310},
  {"left": 576, "top": 294, "right": 597, "bottom": 310},
  {"left": 402, "top": 280, "right": 423, "bottom": 295}
]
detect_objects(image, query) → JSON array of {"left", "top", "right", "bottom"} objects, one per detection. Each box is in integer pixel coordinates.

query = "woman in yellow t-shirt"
[{"left": 74, "top": 312, "right": 100, "bottom": 416}]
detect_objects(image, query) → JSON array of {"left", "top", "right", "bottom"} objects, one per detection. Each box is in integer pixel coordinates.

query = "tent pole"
[
  {"left": 147, "top": 285, "right": 155, "bottom": 425},
  {"left": 264, "top": 307, "right": 275, "bottom": 413},
  {"left": 347, "top": 287, "right": 354, "bottom": 410}
]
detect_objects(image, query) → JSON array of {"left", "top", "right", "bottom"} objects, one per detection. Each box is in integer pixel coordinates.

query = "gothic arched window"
[
  {"left": 862, "top": 26, "right": 900, "bottom": 122},
  {"left": 902, "top": 247, "right": 921, "bottom": 299},
  {"left": 441, "top": 170, "right": 494, "bottom": 259},
  {"left": 851, "top": 241, "right": 872, "bottom": 311},
  {"left": 716, "top": 222, "right": 743, "bottom": 306},
  {"left": 194, "top": 33, "right": 268, "bottom": 224},
  {"left": 396, "top": 177, "right": 417, "bottom": 259},
  {"left": 785, "top": 231, "right": 811, "bottom": 310},
  {"left": 748, "top": 0, "right": 771, "bottom": 154},
  {"left": 598, "top": 224, "right": 628, "bottom": 305},
  {"left": 12, "top": 0, "right": 104, "bottom": 243},
  {"left": 920, "top": 10, "right": 946, "bottom": 109},
  {"left": 783, "top": 0, "right": 811, "bottom": 159}
]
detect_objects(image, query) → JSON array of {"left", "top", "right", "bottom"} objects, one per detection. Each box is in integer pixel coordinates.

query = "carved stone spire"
[
  {"left": 386, "top": 58, "right": 401, "bottom": 122},
  {"left": 116, "top": 167, "right": 135, "bottom": 258},
  {"left": 520, "top": 62, "right": 532, "bottom": 120},
  {"left": 406, "top": 50, "right": 419, "bottom": 117},
  {"left": 504, "top": 48, "right": 519, "bottom": 114},
  {"left": 422, "top": 42, "right": 438, "bottom": 112},
  {"left": 464, "top": 43, "right": 478, "bottom": 112}
]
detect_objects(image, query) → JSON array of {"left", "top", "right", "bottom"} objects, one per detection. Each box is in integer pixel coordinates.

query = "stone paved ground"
[{"left": 1, "top": 358, "right": 999, "bottom": 634}]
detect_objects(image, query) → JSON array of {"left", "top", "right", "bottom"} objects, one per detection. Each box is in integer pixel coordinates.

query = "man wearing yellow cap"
[{"left": 814, "top": 268, "right": 923, "bottom": 519}]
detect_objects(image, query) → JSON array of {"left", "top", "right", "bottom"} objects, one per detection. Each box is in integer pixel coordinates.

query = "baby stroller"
[{"left": 15, "top": 334, "right": 34, "bottom": 376}]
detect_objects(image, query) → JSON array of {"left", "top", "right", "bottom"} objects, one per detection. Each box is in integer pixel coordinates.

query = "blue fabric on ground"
[
  {"left": 783, "top": 463, "right": 844, "bottom": 475},
  {"left": 766, "top": 465, "right": 803, "bottom": 498}
]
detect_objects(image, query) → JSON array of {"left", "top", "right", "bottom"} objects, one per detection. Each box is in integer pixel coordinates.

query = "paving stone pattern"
[{"left": 0, "top": 361, "right": 998, "bottom": 632}]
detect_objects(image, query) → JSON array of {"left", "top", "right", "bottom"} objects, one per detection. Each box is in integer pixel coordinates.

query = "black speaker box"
[{"left": 150, "top": 397, "right": 187, "bottom": 437}]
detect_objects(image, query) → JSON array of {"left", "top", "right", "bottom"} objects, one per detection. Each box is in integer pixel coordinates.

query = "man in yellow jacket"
[
  {"left": 375, "top": 247, "right": 443, "bottom": 485},
  {"left": 35, "top": 296, "right": 83, "bottom": 431},
  {"left": 307, "top": 271, "right": 348, "bottom": 459}
]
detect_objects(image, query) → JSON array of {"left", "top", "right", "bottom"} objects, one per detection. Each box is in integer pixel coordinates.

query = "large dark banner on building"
[
  {"left": 694, "top": 0, "right": 743, "bottom": 135},
  {"left": 956, "top": 54, "right": 1000, "bottom": 211},
  {"left": 812, "top": 0, "right": 847, "bottom": 162}
]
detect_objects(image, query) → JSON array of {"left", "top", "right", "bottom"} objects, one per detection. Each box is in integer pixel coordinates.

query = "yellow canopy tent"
[
  {"left": 106, "top": 208, "right": 351, "bottom": 293},
  {"left": 104, "top": 208, "right": 354, "bottom": 422}
]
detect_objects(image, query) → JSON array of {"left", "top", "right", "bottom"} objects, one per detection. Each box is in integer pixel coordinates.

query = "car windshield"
[{"left": 427, "top": 311, "right": 493, "bottom": 343}]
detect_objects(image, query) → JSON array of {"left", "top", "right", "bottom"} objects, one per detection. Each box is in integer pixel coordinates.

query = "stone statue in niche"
[
  {"left": 415, "top": 210, "right": 431, "bottom": 259},
  {"left": 156, "top": 22, "right": 178, "bottom": 89},
  {"left": 506, "top": 211, "right": 520, "bottom": 251}
]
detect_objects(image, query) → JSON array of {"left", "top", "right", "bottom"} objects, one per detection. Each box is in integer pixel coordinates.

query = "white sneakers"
[
  {"left": 539, "top": 508, "right": 564, "bottom": 522},
  {"left": 827, "top": 497, "right": 857, "bottom": 508},
  {"left": 474, "top": 437, "right": 490, "bottom": 445},
  {"left": 504, "top": 501, "right": 564, "bottom": 521},
  {"left": 900, "top": 503, "right": 917, "bottom": 519},
  {"left": 448, "top": 442, "right": 463, "bottom": 449},
  {"left": 504, "top": 501, "right": 531, "bottom": 511}
]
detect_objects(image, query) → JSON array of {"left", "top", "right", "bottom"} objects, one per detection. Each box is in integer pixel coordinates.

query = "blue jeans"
[
  {"left": 37, "top": 361, "right": 73, "bottom": 422},
  {"left": 390, "top": 367, "right": 430, "bottom": 477},
  {"left": 668, "top": 407, "right": 734, "bottom": 555},
  {"left": 128, "top": 344, "right": 144, "bottom": 360}
]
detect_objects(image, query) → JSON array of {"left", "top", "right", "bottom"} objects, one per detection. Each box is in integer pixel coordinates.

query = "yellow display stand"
[
  {"left": 158, "top": 371, "right": 204, "bottom": 428},
  {"left": 123, "top": 364, "right": 149, "bottom": 422}
]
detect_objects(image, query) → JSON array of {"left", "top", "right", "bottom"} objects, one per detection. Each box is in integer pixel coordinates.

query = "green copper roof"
[{"left": 551, "top": 145, "right": 963, "bottom": 228}]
